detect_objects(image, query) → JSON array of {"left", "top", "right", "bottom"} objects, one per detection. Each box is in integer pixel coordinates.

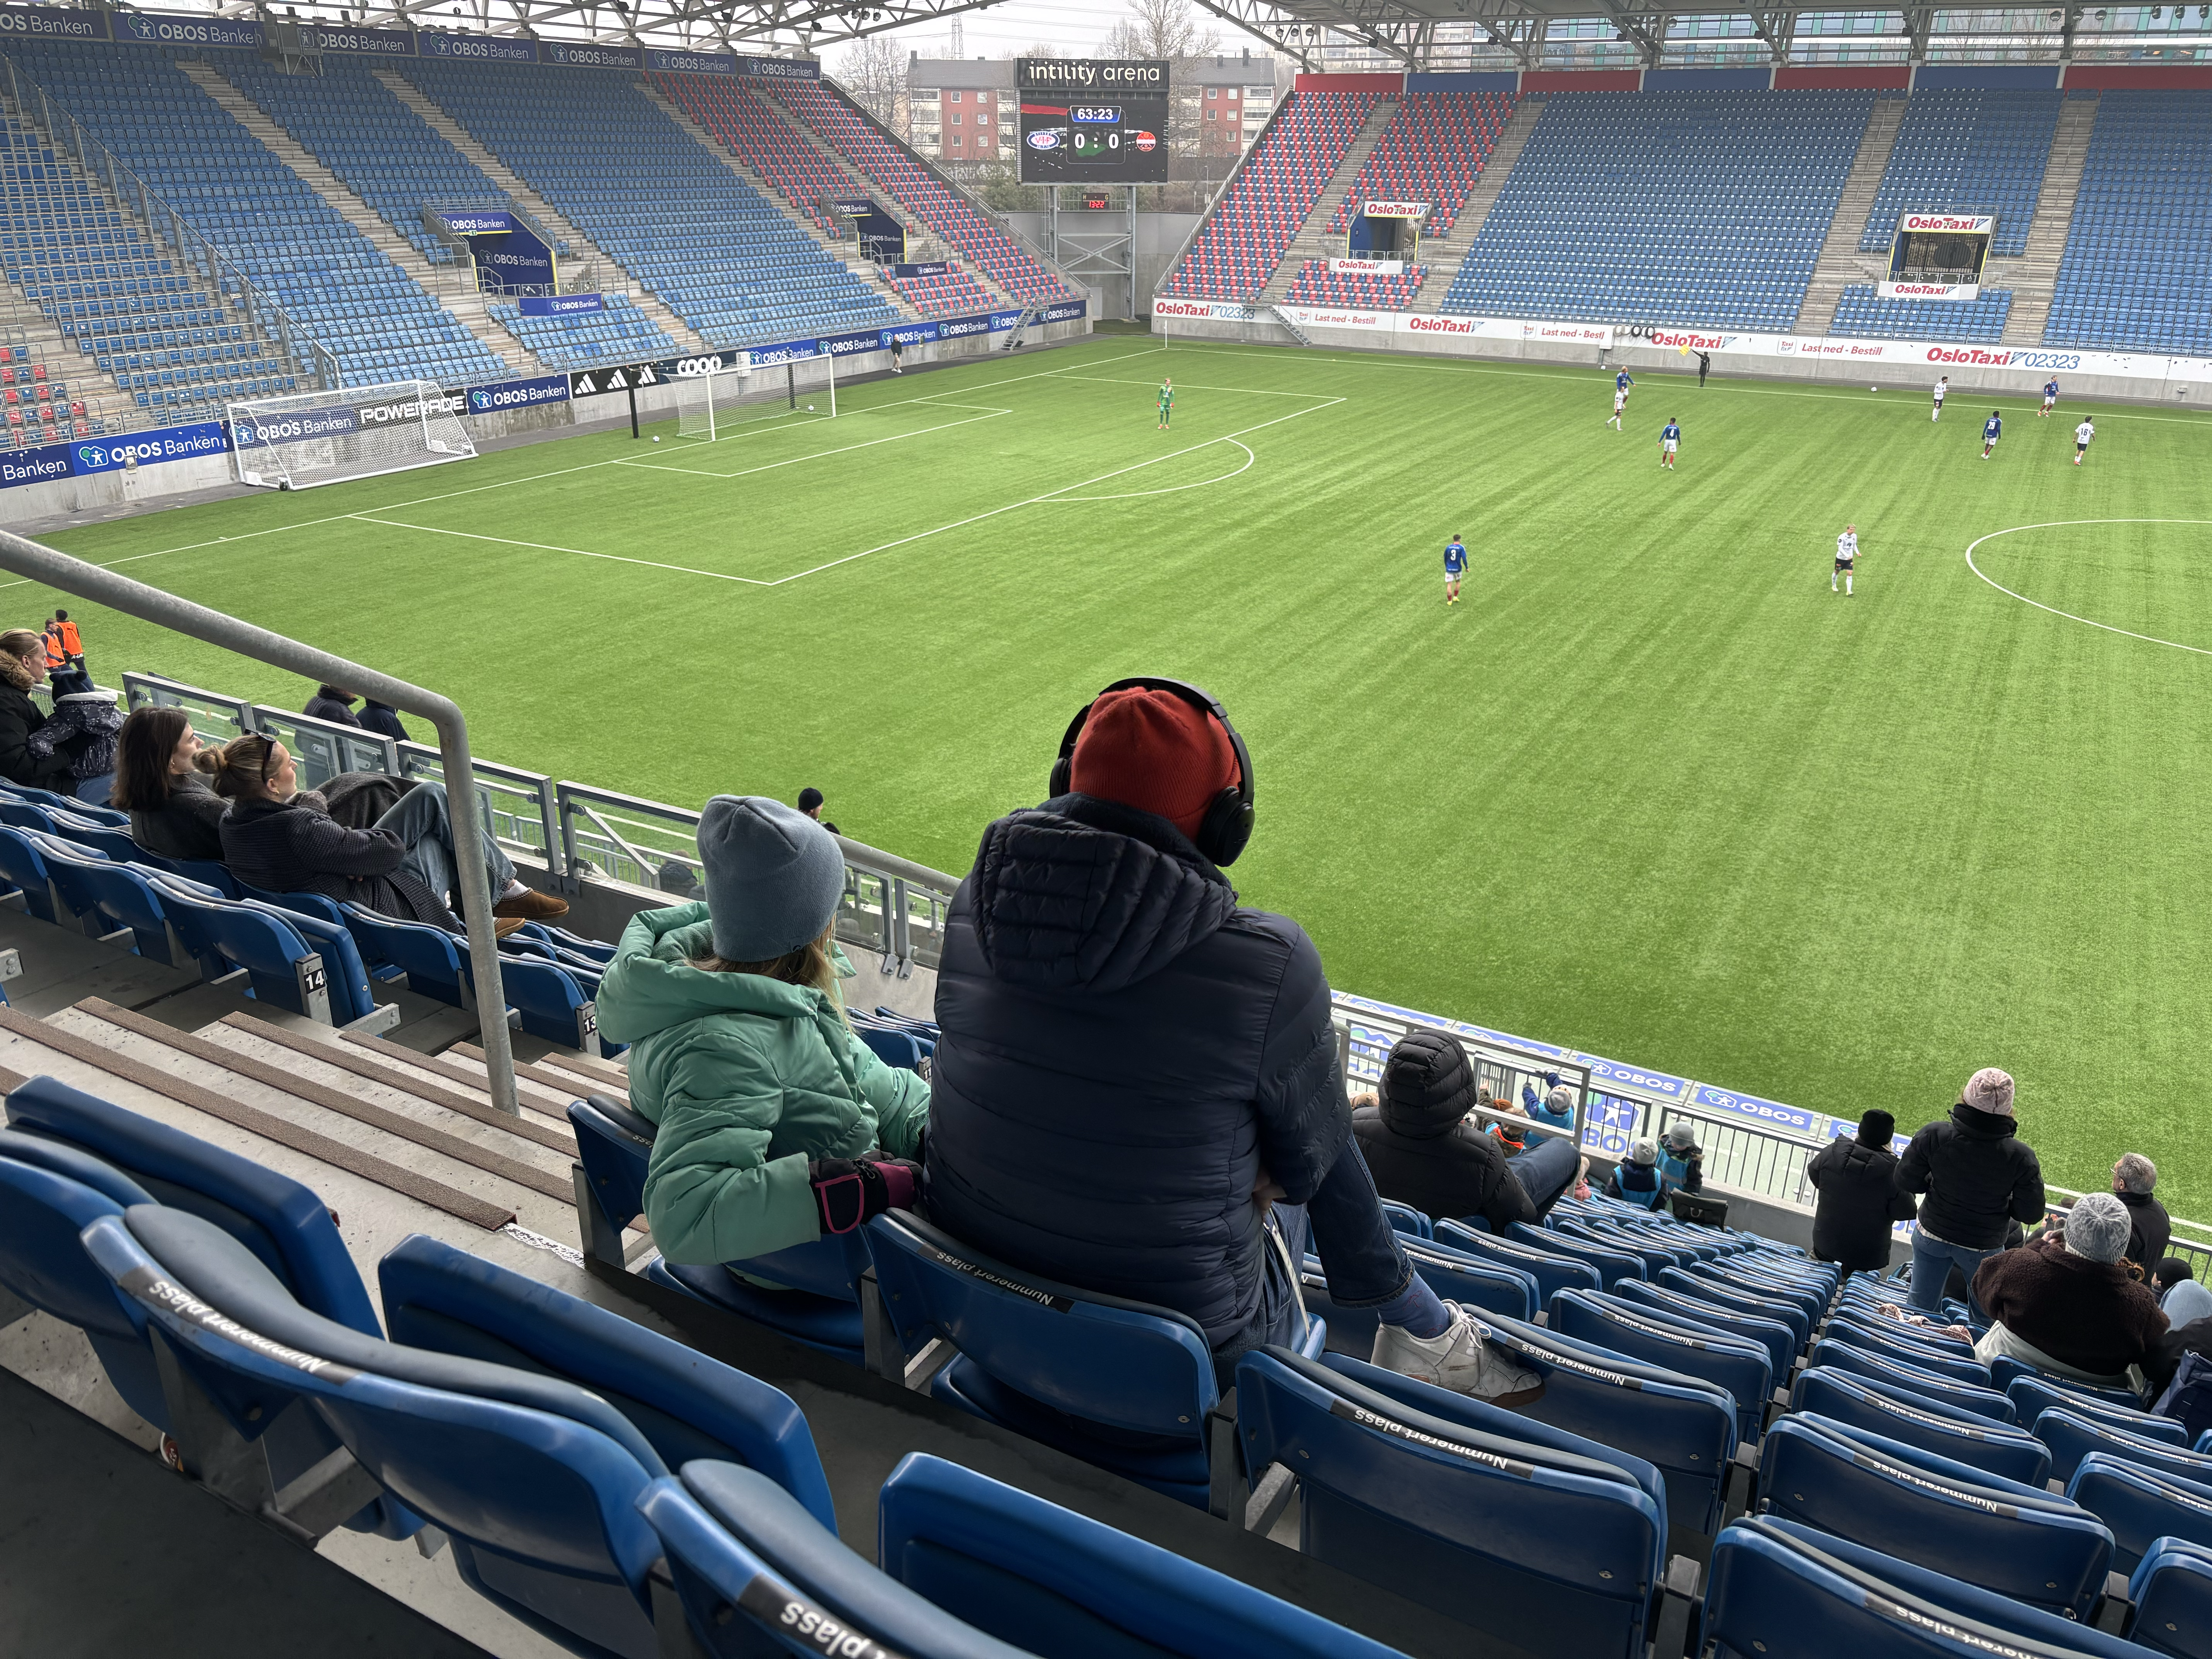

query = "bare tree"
[
  {"left": 831, "top": 33, "right": 909, "bottom": 136},
  {"left": 1098, "top": 0, "right": 1220, "bottom": 159}
]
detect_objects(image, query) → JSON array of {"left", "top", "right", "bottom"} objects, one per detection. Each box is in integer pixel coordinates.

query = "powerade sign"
[
  {"left": 538, "top": 41, "right": 642, "bottom": 70},
  {"left": 355, "top": 388, "right": 465, "bottom": 426},
  {"left": 881, "top": 321, "right": 938, "bottom": 348},
  {"left": 467, "top": 374, "right": 568, "bottom": 413},
  {"left": 0, "top": 443, "right": 72, "bottom": 488},
  {"left": 233, "top": 408, "right": 359, "bottom": 449},
  {"left": 419, "top": 31, "right": 536, "bottom": 63},
  {"left": 72, "top": 422, "right": 228, "bottom": 474},
  {"left": 438, "top": 209, "right": 514, "bottom": 236},
  {"left": 304, "top": 24, "right": 417, "bottom": 55},
  {"left": 1688, "top": 1083, "right": 1818, "bottom": 1136},
  {"left": 111, "top": 11, "right": 263, "bottom": 46},
  {"left": 0, "top": 6, "right": 108, "bottom": 38},
  {"left": 1039, "top": 299, "right": 1089, "bottom": 325},
  {"left": 646, "top": 47, "right": 732, "bottom": 75},
  {"left": 520, "top": 293, "right": 603, "bottom": 316}
]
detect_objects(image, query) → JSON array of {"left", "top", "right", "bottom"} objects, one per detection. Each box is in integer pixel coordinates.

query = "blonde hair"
[
  {"left": 0, "top": 628, "right": 44, "bottom": 661},
  {"left": 193, "top": 732, "right": 285, "bottom": 799},
  {"left": 689, "top": 924, "right": 847, "bottom": 1024}
]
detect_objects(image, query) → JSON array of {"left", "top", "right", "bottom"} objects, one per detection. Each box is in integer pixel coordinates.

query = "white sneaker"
[{"left": 1370, "top": 1303, "right": 1546, "bottom": 1405}]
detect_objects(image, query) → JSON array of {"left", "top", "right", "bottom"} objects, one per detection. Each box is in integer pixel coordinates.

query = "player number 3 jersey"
[{"left": 1444, "top": 541, "right": 1468, "bottom": 573}]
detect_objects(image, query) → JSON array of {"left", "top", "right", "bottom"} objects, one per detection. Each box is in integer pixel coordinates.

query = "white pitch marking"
[
  {"left": 1963, "top": 518, "right": 2212, "bottom": 656},
  {"left": 611, "top": 405, "right": 1012, "bottom": 480},
  {"left": 761, "top": 397, "right": 1345, "bottom": 587},
  {"left": 1041, "top": 440, "right": 1257, "bottom": 502},
  {"left": 343, "top": 515, "right": 774, "bottom": 585},
  {"left": 1051, "top": 374, "right": 1338, "bottom": 400}
]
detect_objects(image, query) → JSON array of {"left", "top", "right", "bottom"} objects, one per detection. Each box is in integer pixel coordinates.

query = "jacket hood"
[
  {"left": 595, "top": 900, "right": 837, "bottom": 1043},
  {"left": 1949, "top": 1102, "right": 2019, "bottom": 1140},
  {"left": 963, "top": 794, "right": 1238, "bottom": 995},
  {"left": 1377, "top": 1027, "right": 1474, "bottom": 1140}
]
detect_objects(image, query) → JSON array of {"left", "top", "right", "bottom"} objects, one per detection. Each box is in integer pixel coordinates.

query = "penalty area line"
[
  {"left": 609, "top": 405, "right": 1012, "bottom": 480},
  {"left": 343, "top": 515, "right": 773, "bottom": 586}
]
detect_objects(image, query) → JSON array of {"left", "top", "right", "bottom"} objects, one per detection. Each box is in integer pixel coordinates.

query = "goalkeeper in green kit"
[{"left": 1157, "top": 376, "right": 1173, "bottom": 430}]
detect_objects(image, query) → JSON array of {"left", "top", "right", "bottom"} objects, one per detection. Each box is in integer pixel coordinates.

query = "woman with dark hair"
[
  {"left": 202, "top": 733, "right": 559, "bottom": 933},
  {"left": 112, "top": 706, "right": 227, "bottom": 861},
  {"left": 0, "top": 627, "right": 84, "bottom": 793}
]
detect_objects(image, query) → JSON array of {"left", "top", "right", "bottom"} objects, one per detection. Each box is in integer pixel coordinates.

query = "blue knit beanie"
[{"left": 698, "top": 795, "right": 846, "bottom": 962}]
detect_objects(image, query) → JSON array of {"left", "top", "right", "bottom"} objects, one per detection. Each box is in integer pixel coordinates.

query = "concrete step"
[
  {"left": 2002, "top": 98, "right": 2099, "bottom": 345},
  {"left": 374, "top": 68, "right": 708, "bottom": 354},
  {"left": 176, "top": 62, "right": 532, "bottom": 378},
  {"left": 1795, "top": 96, "right": 1908, "bottom": 334}
]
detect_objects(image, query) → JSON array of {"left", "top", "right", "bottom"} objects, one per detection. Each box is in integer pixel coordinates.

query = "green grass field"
[{"left": 17, "top": 334, "right": 2212, "bottom": 1218}]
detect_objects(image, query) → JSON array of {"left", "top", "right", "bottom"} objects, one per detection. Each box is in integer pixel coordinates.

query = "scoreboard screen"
[{"left": 1017, "top": 58, "right": 1170, "bottom": 184}]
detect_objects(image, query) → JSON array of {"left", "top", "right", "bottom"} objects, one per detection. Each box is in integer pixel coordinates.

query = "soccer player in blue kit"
[
  {"left": 1444, "top": 535, "right": 1468, "bottom": 605},
  {"left": 1982, "top": 409, "right": 2002, "bottom": 459},
  {"left": 1659, "top": 416, "right": 1681, "bottom": 470}
]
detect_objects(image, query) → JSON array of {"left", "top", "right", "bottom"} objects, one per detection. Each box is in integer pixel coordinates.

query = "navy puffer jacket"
[{"left": 925, "top": 793, "right": 1349, "bottom": 1348}]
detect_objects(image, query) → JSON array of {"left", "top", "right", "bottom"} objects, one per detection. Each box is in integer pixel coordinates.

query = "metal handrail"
[
  {"left": 0, "top": 528, "right": 520, "bottom": 1117},
  {"left": 2, "top": 56, "right": 343, "bottom": 394}
]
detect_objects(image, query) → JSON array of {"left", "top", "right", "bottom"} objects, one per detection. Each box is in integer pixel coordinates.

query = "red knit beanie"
[{"left": 1069, "top": 687, "right": 1238, "bottom": 843}]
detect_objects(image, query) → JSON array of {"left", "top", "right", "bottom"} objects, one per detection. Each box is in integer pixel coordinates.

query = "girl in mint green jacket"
[{"left": 594, "top": 797, "right": 928, "bottom": 1266}]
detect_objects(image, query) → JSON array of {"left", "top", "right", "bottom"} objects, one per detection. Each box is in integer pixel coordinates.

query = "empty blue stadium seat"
[
  {"left": 1701, "top": 1514, "right": 2148, "bottom": 1659},
  {"left": 2047, "top": 91, "right": 2212, "bottom": 355},
  {"left": 1551, "top": 1288, "right": 1771, "bottom": 1439},
  {"left": 2008, "top": 1374, "right": 2186, "bottom": 1443},
  {"left": 1298, "top": 1235, "right": 1535, "bottom": 1343},
  {"left": 1804, "top": 1336, "right": 2018, "bottom": 1421},
  {"left": 1511, "top": 1220, "right": 1642, "bottom": 1288},
  {"left": 1817, "top": 1318, "right": 1994, "bottom": 1386},
  {"left": 2067, "top": 1452, "right": 2212, "bottom": 1573},
  {"left": 1759, "top": 1413, "right": 2114, "bottom": 1618},
  {"left": 1658, "top": 1263, "right": 1812, "bottom": 1346},
  {"left": 1792, "top": 1367, "right": 2049, "bottom": 1486},
  {"left": 1609, "top": 1277, "right": 1798, "bottom": 1377},
  {"left": 1994, "top": 1360, "right": 2147, "bottom": 1410},
  {"left": 1434, "top": 1216, "right": 1602, "bottom": 1299},
  {"left": 1859, "top": 90, "right": 2061, "bottom": 256},
  {"left": 2036, "top": 1407, "right": 2212, "bottom": 1488},
  {"left": 1234, "top": 1345, "right": 1674, "bottom": 1657},
  {"left": 2129, "top": 1536, "right": 2212, "bottom": 1659}
]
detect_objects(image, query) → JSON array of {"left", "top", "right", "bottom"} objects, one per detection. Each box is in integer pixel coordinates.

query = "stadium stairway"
[
  {"left": 635, "top": 79, "right": 934, "bottom": 321},
  {"left": 1794, "top": 96, "right": 1907, "bottom": 333},
  {"left": 373, "top": 68, "right": 709, "bottom": 356},
  {"left": 1417, "top": 96, "right": 1543, "bottom": 300},
  {"left": 176, "top": 62, "right": 531, "bottom": 382},
  {"left": 1258, "top": 96, "right": 1399, "bottom": 302},
  {"left": 0, "top": 91, "right": 278, "bottom": 436},
  {"left": 2002, "top": 95, "right": 2099, "bottom": 345}
]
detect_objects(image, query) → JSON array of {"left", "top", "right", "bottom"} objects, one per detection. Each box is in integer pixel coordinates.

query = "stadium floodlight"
[
  {"left": 228, "top": 380, "right": 476, "bottom": 491},
  {"left": 673, "top": 353, "right": 837, "bottom": 443}
]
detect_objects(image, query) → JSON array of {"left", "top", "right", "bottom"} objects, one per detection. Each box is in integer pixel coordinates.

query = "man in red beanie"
[{"left": 924, "top": 684, "right": 1545, "bottom": 1403}]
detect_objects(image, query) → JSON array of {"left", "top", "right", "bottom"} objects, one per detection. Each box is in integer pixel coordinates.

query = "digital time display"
[
  {"left": 1070, "top": 106, "right": 1121, "bottom": 123},
  {"left": 1017, "top": 80, "right": 1169, "bottom": 183}
]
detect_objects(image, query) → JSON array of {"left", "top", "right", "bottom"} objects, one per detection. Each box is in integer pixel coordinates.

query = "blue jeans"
[
  {"left": 1220, "top": 1148, "right": 1412, "bottom": 1385},
  {"left": 72, "top": 772, "right": 113, "bottom": 805},
  {"left": 376, "top": 781, "right": 514, "bottom": 907},
  {"left": 1508, "top": 1134, "right": 1582, "bottom": 1216},
  {"left": 1907, "top": 1230, "right": 1997, "bottom": 1316}
]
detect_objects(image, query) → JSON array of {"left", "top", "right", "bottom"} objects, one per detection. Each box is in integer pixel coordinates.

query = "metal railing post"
[{"left": 0, "top": 531, "right": 521, "bottom": 1118}]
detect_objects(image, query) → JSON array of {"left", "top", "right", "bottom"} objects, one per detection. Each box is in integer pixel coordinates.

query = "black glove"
[{"left": 808, "top": 1156, "right": 921, "bottom": 1234}]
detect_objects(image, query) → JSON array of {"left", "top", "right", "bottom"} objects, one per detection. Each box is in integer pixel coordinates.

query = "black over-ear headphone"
[{"left": 1049, "top": 676, "right": 1255, "bottom": 867}]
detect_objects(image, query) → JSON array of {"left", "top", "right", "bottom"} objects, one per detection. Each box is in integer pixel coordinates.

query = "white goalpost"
[
  {"left": 228, "top": 379, "right": 476, "bottom": 491},
  {"left": 675, "top": 353, "right": 837, "bottom": 442}
]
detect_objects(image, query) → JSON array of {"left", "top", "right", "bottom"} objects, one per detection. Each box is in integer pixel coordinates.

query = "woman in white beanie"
[
  {"left": 594, "top": 795, "right": 928, "bottom": 1266},
  {"left": 1970, "top": 1190, "right": 2167, "bottom": 1390}
]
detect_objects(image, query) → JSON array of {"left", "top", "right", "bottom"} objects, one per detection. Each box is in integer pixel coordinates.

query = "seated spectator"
[
  {"left": 202, "top": 733, "right": 563, "bottom": 934},
  {"left": 1897, "top": 1067, "right": 2046, "bottom": 1316},
  {"left": 1353, "top": 1029, "right": 1589, "bottom": 1231},
  {"left": 1521, "top": 1073, "right": 1575, "bottom": 1132},
  {"left": 1657, "top": 1122, "right": 1704, "bottom": 1194},
  {"left": 797, "top": 786, "right": 840, "bottom": 836},
  {"left": 0, "top": 628, "right": 91, "bottom": 796},
  {"left": 304, "top": 685, "right": 364, "bottom": 728},
  {"left": 111, "top": 707, "right": 225, "bottom": 861},
  {"left": 1484, "top": 1087, "right": 1530, "bottom": 1154},
  {"left": 27, "top": 687, "right": 120, "bottom": 802},
  {"left": 2154, "top": 1259, "right": 2212, "bottom": 1331},
  {"left": 1605, "top": 1140, "right": 1665, "bottom": 1209},
  {"left": 1806, "top": 1109, "right": 1917, "bottom": 1276},
  {"left": 2112, "top": 1154, "right": 2171, "bottom": 1268},
  {"left": 927, "top": 679, "right": 1543, "bottom": 1402},
  {"left": 1972, "top": 1192, "right": 2167, "bottom": 1389},
  {"left": 596, "top": 796, "right": 926, "bottom": 1264},
  {"left": 356, "top": 699, "right": 410, "bottom": 744}
]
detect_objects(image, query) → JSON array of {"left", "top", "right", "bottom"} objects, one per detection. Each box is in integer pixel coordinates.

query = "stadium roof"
[{"left": 52, "top": 0, "right": 2212, "bottom": 71}]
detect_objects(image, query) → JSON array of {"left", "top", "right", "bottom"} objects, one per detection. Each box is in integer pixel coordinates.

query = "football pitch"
[{"left": 16, "top": 333, "right": 2212, "bottom": 1218}]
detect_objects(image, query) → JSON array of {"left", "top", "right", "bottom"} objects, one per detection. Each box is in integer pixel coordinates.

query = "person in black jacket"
[
  {"left": 0, "top": 627, "right": 84, "bottom": 794},
  {"left": 1896, "top": 1067, "right": 2046, "bottom": 1314},
  {"left": 111, "top": 705, "right": 227, "bottom": 862},
  {"left": 303, "top": 685, "right": 364, "bottom": 728},
  {"left": 926, "top": 680, "right": 1543, "bottom": 1403},
  {"left": 1806, "top": 1109, "right": 1915, "bottom": 1276},
  {"left": 1353, "top": 1029, "right": 1587, "bottom": 1231},
  {"left": 2111, "top": 1154, "right": 2171, "bottom": 1270},
  {"left": 356, "top": 699, "right": 410, "bottom": 744}
]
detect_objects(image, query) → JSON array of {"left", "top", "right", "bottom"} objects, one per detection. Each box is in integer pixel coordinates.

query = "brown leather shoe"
[
  {"left": 493, "top": 917, "right": 528, "bottom": 940},
  {"left": 492, "top": 888, "right": 569, "bottom": 921}
]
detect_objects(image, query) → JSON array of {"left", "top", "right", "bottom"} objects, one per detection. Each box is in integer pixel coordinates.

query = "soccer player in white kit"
[
  {"left": 1607, "top": 385, "right": 1629, "bottom": 431},
  {"left": 2074, "top": 417, "right": 2095, "bottom": 466},
  {"left": 1932, "top": 376, "right": 1949, "bottom": 422},
  {"left": 1833, "top": 524, "right": 1859, "bottom": 596}
]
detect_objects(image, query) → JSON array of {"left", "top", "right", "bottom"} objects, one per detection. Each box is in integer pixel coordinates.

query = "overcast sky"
[{"left": 840, "top": 0, "right": 1263, "bottom": 63}]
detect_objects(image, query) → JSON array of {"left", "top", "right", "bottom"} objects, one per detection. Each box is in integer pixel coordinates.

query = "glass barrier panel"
[
  {"left": 840, "top": 868, "right": 891, "bottom": 963},
  {"left": 123, "top": 672, "right": 250, "bottom": 745},
  {"left": 400, "top": 744, "right": 559, "bottom": 872},
  {"left": 558, "top": 783, "right": 705, "bottom": 898},
  {"left": 249, "top": 707, "right": 396, "bottom": 794}
]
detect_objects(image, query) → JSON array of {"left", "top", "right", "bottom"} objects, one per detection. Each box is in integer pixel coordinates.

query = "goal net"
[
  {"left": 674, "top": 354, "right": 838, "bottom": 442},
  {"left": 228, "top": 380, "right": 476, "bottom": 491}
]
